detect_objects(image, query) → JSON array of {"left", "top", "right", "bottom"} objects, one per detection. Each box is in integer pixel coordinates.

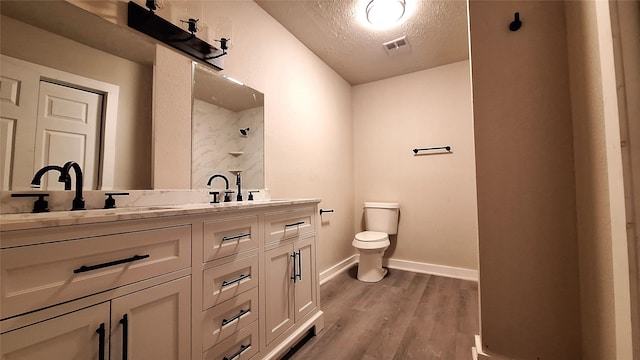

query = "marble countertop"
[{"left": 0, "top": 199, "right": 321, "bottom": 231}]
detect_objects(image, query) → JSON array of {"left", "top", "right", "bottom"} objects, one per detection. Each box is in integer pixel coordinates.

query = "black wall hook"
[{"left": 509, "top": 12, "right": 522, "bottom": 31}]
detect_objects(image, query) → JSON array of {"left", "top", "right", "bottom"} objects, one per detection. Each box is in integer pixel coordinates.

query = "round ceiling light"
[{"left": 365, "top": 0, "right": 406, "bottom": 27}]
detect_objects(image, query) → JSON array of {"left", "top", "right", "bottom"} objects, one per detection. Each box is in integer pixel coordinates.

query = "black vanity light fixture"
[
  {"left": 127, "top": 1, "right": 227, "bottom": 70},
  {"left": 145, "top": 0, "right": 158, "bottom": 12}
]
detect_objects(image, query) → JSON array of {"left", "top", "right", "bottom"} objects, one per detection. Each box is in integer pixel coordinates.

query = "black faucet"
[
  {"left": 235, "top": 172, "right": 242, "bottom": 201},
  {"left": 60, "top": 161, "right": 85, "bottom": 211},
  {"left": 31, "top": 165, "right": 71, "bottom": 190},
  {"left": 206, "top": 174, "right": 229, "bottom": 189}
]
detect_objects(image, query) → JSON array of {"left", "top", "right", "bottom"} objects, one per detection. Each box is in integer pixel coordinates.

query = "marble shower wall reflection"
[{"left": 191, "top": 99, "right": 264, "bottom": 190}]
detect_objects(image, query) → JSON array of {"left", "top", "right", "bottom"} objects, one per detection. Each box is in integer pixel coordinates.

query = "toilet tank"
[{"left": 364, "top": 202, "right": 400, "bottom": 235}]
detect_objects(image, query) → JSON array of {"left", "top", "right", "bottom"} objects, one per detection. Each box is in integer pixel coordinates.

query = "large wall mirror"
[
  {"left": 0, "top": 1, "right": 153, "bottom": 191},
  {"left": 191, "top": 64, "right": 265, "bottom": 191},
  {"left": 0, "top": 1, "right": 265, "bottom": 192}
]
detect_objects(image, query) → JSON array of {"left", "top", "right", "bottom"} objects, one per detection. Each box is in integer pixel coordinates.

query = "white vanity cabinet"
[
  {"left": 1, "top": 302, "right": 111, "bottom": 359},
  {"left": 110, "top": 276, "right": 191, "bottom": 360},
  {"left": 264, "top": 236, "right": 316, "bottom": 345},
  {"left": 0, "top": 217, "right": 193, "bottom": 360},
  {"left": 1, "top": 276, "right": 191, "bottom": 360},
  {"left": 263, "top": 206, "right": 318, "bottom": 349},
  {"left": 1, "top": 199, "right": 324, "bottom": 360},
  {"left": 195, "top": 201, "right": 323, "bottom": 360}
]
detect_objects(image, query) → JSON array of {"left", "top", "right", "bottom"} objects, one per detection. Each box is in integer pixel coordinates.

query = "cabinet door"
[
  {"left": 264, "top": 244, "right": 295, "bottom": 345},
  {"left": 294, "top": 237, "right": 317, "bottom": 322},
  {"left": 0, "top": 302, "right": 110, "bottom": 360},
  {"left": 110, "top": 276, "right": 191, "bottom": 360}
]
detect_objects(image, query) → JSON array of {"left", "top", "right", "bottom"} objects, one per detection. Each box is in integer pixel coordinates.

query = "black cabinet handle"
[
  {"left": 222, "top": 273, "right": 250, "bottom": 287},
  {"left": 291, "top": 251, "right": 297, "bottom": 283},
  {"left": 221, "top": 308, "right": 250, "bottom": 327},
  {"left": 96, "top": 323, "right": 106, "bottom": 360},
  {"left": 73, "top": 254, "right": 149, "bottom": 274},
  {"left": 222, "top": 232, "right": 251, "bottom": 242},
  {"left": 284, "top": 221, "right": 305, "bottom": 228},
  {"left": 296, "top": 249, "right": 302, "bottom": 281},
  {"left": 120, "top": 314, "right": 128, "bottom": 360},
  {"left": 223, "top": 344, "right": 250, "bottom": 360}
]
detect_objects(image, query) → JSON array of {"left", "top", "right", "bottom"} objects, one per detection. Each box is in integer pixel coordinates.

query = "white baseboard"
[
  {"left": 320, "top": 254, "right": 478, "bottom": 284},
  {"left": 319, "top": 255, "right": 358, "bottom": 285},
  {"left": 473, "top": 335, "right": 513, "bottom": 359},
  {"left": 383, "top": 257, "right": 479, "bottom": 281}
]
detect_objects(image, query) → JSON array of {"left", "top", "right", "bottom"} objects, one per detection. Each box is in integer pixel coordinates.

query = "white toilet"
[{"left": 352, "top": 202, "right": 400, "bottom": 282}]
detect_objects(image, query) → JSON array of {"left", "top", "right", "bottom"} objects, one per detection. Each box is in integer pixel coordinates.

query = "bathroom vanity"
[{"left": 0, "top": 199, "right": 324, "bottom": 360}]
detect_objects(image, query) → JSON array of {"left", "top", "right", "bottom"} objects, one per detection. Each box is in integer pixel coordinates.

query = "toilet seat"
[
  {"left": 352, "top": 231, "right": 390, "bottom": 250},
  {"left": 355, "top": 231, "right": 388, "bottom": 242}
]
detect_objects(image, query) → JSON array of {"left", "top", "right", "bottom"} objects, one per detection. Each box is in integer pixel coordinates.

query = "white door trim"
[{"left": 0, "top": 54, "right": 119, "bottom": 189}]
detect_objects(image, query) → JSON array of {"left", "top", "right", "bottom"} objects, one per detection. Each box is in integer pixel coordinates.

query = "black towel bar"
[{"left": 412, "top": 146, "right": 451, "bottom": 154}]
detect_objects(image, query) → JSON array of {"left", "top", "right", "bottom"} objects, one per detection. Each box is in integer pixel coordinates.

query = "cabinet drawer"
[
  {"left": 203, "top": 255, "right": 258, "bottom": 310},
  {"left": 203, "top": 215, "right": 259, "bottom": 262},
  {"left": 265, "top": 207, "right": 314, "bottom": 244},
  {"left": 1, "top": 225, "right": 191, "bottom": 319},
  {"left": 202, "top": 287, "right": 258, "bottom": 351},
  {"left": 203, "top": 321, "right": 258, "bottom": 360}
]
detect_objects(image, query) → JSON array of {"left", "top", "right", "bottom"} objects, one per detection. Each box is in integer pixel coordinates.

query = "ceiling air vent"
[{"left": 383, "top": 35, "right": 411, "bottom": 55}]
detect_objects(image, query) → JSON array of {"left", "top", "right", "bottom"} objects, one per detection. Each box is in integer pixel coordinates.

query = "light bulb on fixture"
[{"left": 366, "top": 0, "right": 406, "bottom": 27}]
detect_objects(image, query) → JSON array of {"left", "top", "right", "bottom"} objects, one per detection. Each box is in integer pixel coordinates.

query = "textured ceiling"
[{"left": 255, "top": 0, "right": 470, "bottom": 85}]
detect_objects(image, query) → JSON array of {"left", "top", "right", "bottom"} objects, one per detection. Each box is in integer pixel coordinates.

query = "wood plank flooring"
[{"left": 284, "top": 266, "right": 479, "bottom": 360}]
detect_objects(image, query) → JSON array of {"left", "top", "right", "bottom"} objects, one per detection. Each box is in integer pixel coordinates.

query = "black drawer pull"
[
  {"left": 96, "top": 323, "right": 106, "bottom": 360},
  {"left": 284, "top": 221, "right": 305, "bottom": 228},
  {"left": 222, "top": 273, "right": 250, "bottom": 287},
  {"left": 223, "top": 344, "right": 250, "bottom": 360},
  {"left": 120, "top": 314, "right": 129, "bottom": 360},
  {"left": 291, "top": 251, "right": 297, "bottom": 283},
  {"left": 296, "top": 249, "right": 302, "bottom": 281},
  {"left": 73, "top": 254, "right": 150, "bottom": 274},
  {"left": 221, "top": 308, "right": 250, "bottom": 327},
  {"left": 222, "top": 232, "right": 251, "bottom": 242}
]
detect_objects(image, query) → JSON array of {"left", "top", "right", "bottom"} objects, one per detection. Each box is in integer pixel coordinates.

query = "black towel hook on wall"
[{"left": 509, "top": 12, "right": 522, "bottom": 31}]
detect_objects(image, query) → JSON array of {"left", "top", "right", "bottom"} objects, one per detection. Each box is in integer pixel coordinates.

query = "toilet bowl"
[
  {"left": 352, "top": 231, "right": 390, "bottom": 282},
  {"left": 352, "top": 202, "right": 400, "bottom": 282}
]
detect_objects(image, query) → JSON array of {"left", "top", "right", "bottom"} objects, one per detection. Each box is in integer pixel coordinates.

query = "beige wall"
[
  {"left": 352, "top": 60, "right": 478, "bottom": 271},
  {"left": 216, "top": 1, "right": 355, "bottom": 272},
  {"left": 566, "top": 1, "right": 635, "bottom": 359},
  {"left": 469, "top": 1, "right": 582, "bottom": 358},
  {"left": 0, "top": 15, "right": 152, "bottom": 190},
  {"left": 152, "top": 45, "right": 193, "bottom": 189}
]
